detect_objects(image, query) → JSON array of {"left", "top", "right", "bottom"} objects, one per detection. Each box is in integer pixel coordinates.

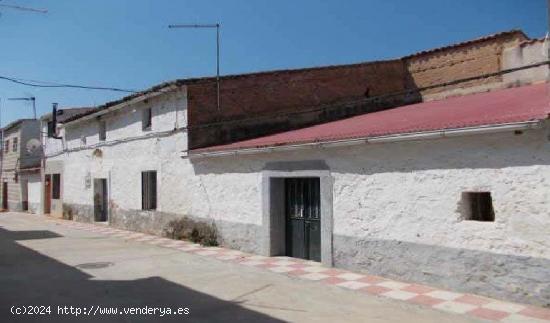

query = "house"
[
  {"left": 0, "top": 119, "right": 42, "bottom": 212},
  {"left": 41, "top": 107, "right": 96, "bottom": 217},
  {"left": 41, "top": 30, "right": 549, "bottom": 306}
]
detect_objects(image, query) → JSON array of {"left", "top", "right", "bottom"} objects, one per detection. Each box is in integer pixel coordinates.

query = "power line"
[
  {"left": 0, "top": 3, "right": 48, "bottom": 14},
  {"left": 0, "top": 75, "right": 138, "bottom": 93}
]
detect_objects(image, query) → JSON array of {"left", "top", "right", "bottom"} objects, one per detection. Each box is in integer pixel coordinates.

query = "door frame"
[{"left": 261, "top": 161, "right": 333, "bottom": 266}]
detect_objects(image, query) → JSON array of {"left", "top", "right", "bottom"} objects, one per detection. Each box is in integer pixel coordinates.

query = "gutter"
[{"left": 185, "top": 120, "right": 543, "bottom": 159}]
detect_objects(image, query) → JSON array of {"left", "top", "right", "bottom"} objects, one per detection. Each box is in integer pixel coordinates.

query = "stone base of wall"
[
  {"left": 62, "top": 203, "right": 263, "bottom": 254},
  {"left": 28, "top": 202, "right": 40, "bottom": 214},
  {"left": 61, "top": 203, "right": 549, "bottom": 307},
  {"left": 7, "top": 202, "right": 23, "bottom": 212},
  {"left": 333, "top": 235, "right": 550, "bottom": 307}
]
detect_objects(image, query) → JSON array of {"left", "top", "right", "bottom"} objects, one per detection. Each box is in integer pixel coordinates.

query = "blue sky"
[{"left": 0, "top": 0, "right": 546, "bottom": 125}]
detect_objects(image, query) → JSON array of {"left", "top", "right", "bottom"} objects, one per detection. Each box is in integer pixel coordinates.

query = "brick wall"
[
  {"left": 187, "top": 30, "right": 528, "bottom": 149},
  {"left": 187, "top": 60, "right": 416, "bottom": 149},
  {"left": 404, "top": 31, "right": 527, "bottom": 100}
]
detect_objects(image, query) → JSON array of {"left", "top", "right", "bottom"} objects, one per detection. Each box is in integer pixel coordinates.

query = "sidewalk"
[{"left": 48, "top": 217, "right": 550, "bottom": 323}]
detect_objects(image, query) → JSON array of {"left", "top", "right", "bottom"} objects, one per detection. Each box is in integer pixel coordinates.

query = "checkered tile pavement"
[{"left": 50, "top": 219, "right": 550, "bottom": 322}]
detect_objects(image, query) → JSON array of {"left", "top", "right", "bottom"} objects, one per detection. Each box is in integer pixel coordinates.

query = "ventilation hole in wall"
[
  {"left": 514, "top": 130, "right": 523, "bottom": 135},
  {"left": 461, "top": 192, "right": 495, "bottom": 222}
]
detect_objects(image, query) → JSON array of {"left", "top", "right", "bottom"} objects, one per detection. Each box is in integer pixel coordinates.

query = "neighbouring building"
[
  {"left": 41, "top": 30, "right": 550, "bottom": 306},
  {"left": 0, "top": 119, "right": 42, "bottom": 213}
]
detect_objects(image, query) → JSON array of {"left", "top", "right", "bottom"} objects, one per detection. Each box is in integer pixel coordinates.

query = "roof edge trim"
[{"left": 185, "top": 120, "right": 544, "bottom": 159}]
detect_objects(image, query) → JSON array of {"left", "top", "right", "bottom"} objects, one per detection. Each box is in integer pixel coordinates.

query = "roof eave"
[
  {"left": 63, "top": 84, "right": 180, "bottom": 126},
  {"left": 185, "top": 120, "right": 544, "bottom": 159}
]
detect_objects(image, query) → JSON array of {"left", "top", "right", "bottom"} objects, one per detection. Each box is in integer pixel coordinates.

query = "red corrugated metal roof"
[{"left": 192, "top": 83, "right": 550, "bottom": 154}]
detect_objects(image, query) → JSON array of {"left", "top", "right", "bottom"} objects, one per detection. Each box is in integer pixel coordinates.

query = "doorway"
[
  {"left": 21, "top": 180, "right": 28, "bottom": 211},
  {"left": 2, "top": 182, "right": 7, "bottom": 210},
  {"left": 93, "top": 178, "right": 108, "bottom": 222},
  {"left": 285, "top": 178, "right": 321, "bottom": 261},
  {"left": 44, "top": 175, "right": 51, "bottom": 214}
]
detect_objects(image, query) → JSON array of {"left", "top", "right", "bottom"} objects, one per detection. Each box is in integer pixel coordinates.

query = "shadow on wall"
[
  {"left": 334, "top": 235, "right": 550, "bottom": 307},
  {"left": 0, "top": 227, "right": 283, "bottom": 323},
  {"left": 190, "top": 129, "right": 550, "bottom": 175}
]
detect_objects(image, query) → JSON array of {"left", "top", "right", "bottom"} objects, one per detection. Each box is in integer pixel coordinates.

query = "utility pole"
[
  {"left": 8, "top": 96, "right": 36, "bottom": 119},
  {"left": 168, "top": 23, "right": 221, "bottom": 111}
]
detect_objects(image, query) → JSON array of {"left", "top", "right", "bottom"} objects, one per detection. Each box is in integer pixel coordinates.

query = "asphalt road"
[{"left": 0, "top": 212, "right": 479, "bottom": 322}]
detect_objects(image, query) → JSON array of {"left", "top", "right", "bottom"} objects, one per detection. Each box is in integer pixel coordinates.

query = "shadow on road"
[{"left": 0, "top": 227, "right": 283, "bottom": 322}]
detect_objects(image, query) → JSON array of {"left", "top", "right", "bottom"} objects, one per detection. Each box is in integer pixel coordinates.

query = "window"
[
  {"left": 12, "top": 137, "right": 18, "bottom": 153},
  {"left": 141, "top": 171, "right": 157, "bottom": 210},
  {"left": 99, "top": 120, "right": 106, "bottom": 141},
  {"left": 142, "top": 108, "right": 152, "bottom": 130},
  {"left": 4, "top": 139, "right": 9, "bottom": 153},
  {"left": 52, "top": 174, "right": 61, "bottom": 199},
  {"left": 47, "top": 121, "right": 55, "bottom": 138},
  {"left": 461, "top": 192, "right": 495, "bottom": 222}
]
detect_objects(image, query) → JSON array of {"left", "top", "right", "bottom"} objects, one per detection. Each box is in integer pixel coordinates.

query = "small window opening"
[
  {"left": 142, "top": 108, "right": 152, "bottom": 130},
  {"left": 99, "top": 120, "right": 106, "bottom": 141},
  {"left": 4, "top": 139, "right": 9, "bottom": 153},
  {"left": 461, "top": 192, "right": 495, "bottom": 222},
  {"left": 141, "top": 171, "right": 157, "bottom": 210},
  {"left": 12, "top": 137, "right": 18, "bottom": 152}
]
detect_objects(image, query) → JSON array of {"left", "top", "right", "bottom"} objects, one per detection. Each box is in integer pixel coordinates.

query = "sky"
[{"left": 0, "top": 0, "right": 547, "bottom": 126}]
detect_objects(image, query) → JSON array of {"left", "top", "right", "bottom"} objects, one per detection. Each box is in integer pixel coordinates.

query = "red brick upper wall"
[
  {"left": 186, "top": 30, "right": 529, "bottom": 149},
  {"left": 187, "top": 60, "right": 406, "bottom": 125}
]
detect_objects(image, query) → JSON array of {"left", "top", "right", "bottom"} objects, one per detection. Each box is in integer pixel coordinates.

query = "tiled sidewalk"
[{"left": 49, "top": 218, "right": 550, "bottom": 323}]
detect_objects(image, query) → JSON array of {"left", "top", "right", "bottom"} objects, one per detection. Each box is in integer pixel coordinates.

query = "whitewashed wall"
[
  {"left": 47, "top": 88, "right": 189, "bottom": 220},
  {"left": 26, "top": 173, "right": 42, "bottom": 213}
]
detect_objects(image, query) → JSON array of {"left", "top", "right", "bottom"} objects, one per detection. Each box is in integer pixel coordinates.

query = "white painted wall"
[
  {"left": 47, "top": 88, "right": 189, "bottom": 217},
  {"left": 26, "top": 173, "right": 42, "bottom": 213},
  {"left": 503, "top": 38, "right": 549, "bottom": 85},
  {"left": 191, "top": 126, "right": 550, "bottom": 260}
]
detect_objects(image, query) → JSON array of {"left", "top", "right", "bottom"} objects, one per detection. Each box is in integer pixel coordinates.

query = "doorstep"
[{"left": 48, "top": 217, "right": 550, "bottom": 323}]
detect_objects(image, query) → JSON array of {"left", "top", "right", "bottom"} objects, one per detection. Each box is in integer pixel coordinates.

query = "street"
[{"left": 0, "top": 212, "right": 479, "bottom": 323}]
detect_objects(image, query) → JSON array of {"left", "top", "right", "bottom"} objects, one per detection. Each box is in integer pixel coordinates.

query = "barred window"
[{"left": 141, "top": 171, "right": 157, "bottom": 210}]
